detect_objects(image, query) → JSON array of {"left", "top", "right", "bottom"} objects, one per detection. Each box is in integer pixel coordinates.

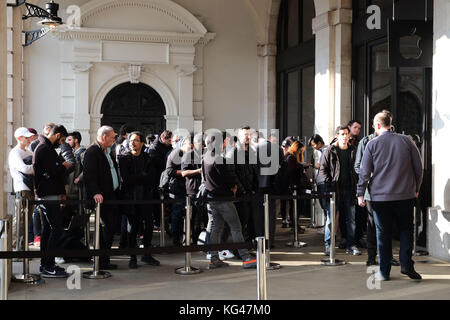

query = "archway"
[{"left": 101, "top": 82, "right": 166, "bottom": 136}]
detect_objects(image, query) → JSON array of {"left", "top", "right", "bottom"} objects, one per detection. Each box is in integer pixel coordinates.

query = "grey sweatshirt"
[{"left": 356, "top": 131, "right": 423, "bottom": 202}]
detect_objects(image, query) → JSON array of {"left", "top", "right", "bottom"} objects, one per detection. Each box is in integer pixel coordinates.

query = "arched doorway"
[{"left": 101, "top": 82, "right": 166, "bottom": 136}]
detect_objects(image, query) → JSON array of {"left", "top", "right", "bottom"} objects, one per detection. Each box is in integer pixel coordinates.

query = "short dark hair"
[
  {"left": 335, "top": 125, "right": 349, "bottom": 135},
  {"left": 68, "top": 131, "right": 82, "bottom": 144},
  {"left": 146, "top": 134, "right": 156, "bottom": 144},
  {"left": 308, "top": 134, "right": 324, "bottom": 146},
  {"left": 51, "top": 125, "right": 68, "bottom": 138},
  {"left": 129, "top": 131, "right": 145, "bottom": 143},
  {"left": 240, "top": 125, "right": 251, "bottom": 130},
  {"left": 160, "top": 130, "right": 172, "bottom": 140},
  {"left": 119, "top": 124, "right": 134, "bottom": 136},
  {"left": 347, "top": 120, "right": 362, "bottom": 128}
]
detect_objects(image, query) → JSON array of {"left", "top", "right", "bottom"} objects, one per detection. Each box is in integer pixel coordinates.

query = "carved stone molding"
[
  {"left": 128, "top": 65, "right": 142, "bottom": 84},
  {"left": 56, "top": 28, "right": 204, "bottom": 46},
  {"left": 176, "top": 65, "right": 197, "bottom": 77},
  {"left": 80, "top": 0, "right": 207, "bottom": 34},
  {"left": 71, "top": 63, "right": 93, "bottom": 73}
]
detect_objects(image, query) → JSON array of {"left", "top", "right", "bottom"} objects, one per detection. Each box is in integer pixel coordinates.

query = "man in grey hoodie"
[{"left": 357, "top": 111, "right": 423, "bottom": 281}]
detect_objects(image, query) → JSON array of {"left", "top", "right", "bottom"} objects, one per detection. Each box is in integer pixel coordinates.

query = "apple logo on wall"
[{"left": 399, "top": 27, "right": 423, "bottom": 60}]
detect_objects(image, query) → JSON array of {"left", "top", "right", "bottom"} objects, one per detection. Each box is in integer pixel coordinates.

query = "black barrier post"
[
  {"left": 12, "top": 199, "right": 41, "bottom": 284},
  {"left": 286, "top": 190, "right": 307, "bottom": 248},
  {"left": 175, "top": 196, "right": 201, "bottom": 275},
  {"left": 83, "top": 202, "right": 111, "bottom": 279},
  {"left": 1, "top": 218, "right": 9, "bottom": 300},
  {"left": 321, "top": 193, "right": 345, "bottom": 266},
  {"left": 160, "top": 191, "right": 166, "bottom": 247},
  {"left": 256, "top": 236, "right": 267, "bottom": 300},
  {"left": 264, "top": 194, "right": 280, "bottom": 270}
]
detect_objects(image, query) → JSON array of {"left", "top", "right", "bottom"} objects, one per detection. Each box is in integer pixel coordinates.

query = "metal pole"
[
  {"left": 15, "top": 198, "right": 20, "bottom": 253},
  {"left": 309, "top": 183, "right": 316, "bottom": 228},
  {"left": 286, "top": 190, "right": 307, "bottom": 248},
  {"left": 86, "top": 209, "right": 91, "bottom": 249},
  {"left": 160, "top": 191, "right": 165, "bottom": 247},
  {"left": 175, "top": 196, "right": 201, "bottom": 275},
  {"left": 264, "top": 194, "right": 280, "bottom": 270},
  {"left": 1, "top": 219, "right": 9, "bottom": 300},
  {"left": 322, "top": 193, "right": 345, "bottom": 266},
  {"left": 83, "top": 202, "right": 111, "bottom": 279},
  {"left": 413, "top": 206, "right": 417, "bottom": 255},
  {"left": 256, "top": 236, "right": 267, "bottom": 300},
  {"left": 12, "top": 199, "right": 41, "bottom": 284}
]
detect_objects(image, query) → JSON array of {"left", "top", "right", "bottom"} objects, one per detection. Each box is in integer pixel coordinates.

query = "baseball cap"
[{"left": 14, "top": 127, "right": 34, "bottom": 139}]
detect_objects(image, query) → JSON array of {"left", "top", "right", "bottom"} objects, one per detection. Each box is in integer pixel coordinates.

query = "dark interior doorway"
[{"left": 101, "top": 82, "right": 166, "bottom": 137}]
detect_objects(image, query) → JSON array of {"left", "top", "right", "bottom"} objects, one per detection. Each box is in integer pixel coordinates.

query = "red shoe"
[{"left": 33, "top": 236, "right": 41, "bottom": 247}]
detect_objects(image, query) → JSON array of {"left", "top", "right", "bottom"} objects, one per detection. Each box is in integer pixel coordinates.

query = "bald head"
[{"left": 97, "top": 126, "right": 116, "bottom": 150}]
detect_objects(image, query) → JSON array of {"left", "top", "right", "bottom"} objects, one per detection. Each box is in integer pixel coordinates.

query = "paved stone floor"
[{"left": 7, "top": 219, "right": 450, "bottom": 300}]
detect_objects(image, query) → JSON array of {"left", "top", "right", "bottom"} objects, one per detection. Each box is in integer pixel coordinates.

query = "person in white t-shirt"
[{"left": 8, "top": 127, "right": 35, "bottom": 250}]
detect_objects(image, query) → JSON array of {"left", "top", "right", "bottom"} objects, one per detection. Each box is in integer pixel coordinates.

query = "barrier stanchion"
[
  {"left": 175, "top": 196, "right": 201, "bottom": 275},
  {"left": 286, "top": 190, "right": 307, "bottom": 248},
  {"left": 12, "top": 199, "right": 41, "bottom": 284},
  {"left": 160, "top": 191, "right": 166, "bottom": 247},
  {"left": 256, "top": 236, "right": 267, "bottom": 300},
  {"left": 14, "top": 198, "right": 20, "bottom": 253},
  {"left": 321, "top": 192, "right": 345, "bottom": 266},
  {"left": 85, "top": 209, "right": 91, "bottom": 250},
  {"left": 308, "top": 184, "right": 317, "bottom": 228},
  {"left": 79, "top": 189, "right": 90, "bottom": 249},
  {"left": 1, "top": 218, "right": 9, "bottom": 300},
  {"left": 83, "top": 202, "right": 111, "bottom": 279},
  {"left": 264, "top": 194, "right": 280, "bottom": 270}
]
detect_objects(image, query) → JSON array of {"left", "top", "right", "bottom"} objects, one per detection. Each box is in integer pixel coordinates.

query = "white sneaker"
[
  {"left": 206, "top": 253, "right": 211, "bottom": 260},
  {"left": 219, "top": 250, "right": 235, "bottom": 260},
  {"left": 55, "top": 257, "right": 65, "bottom": 264}
]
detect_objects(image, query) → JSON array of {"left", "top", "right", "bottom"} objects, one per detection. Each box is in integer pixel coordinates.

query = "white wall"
[
  {"left": 175, "top": 0, "right": 260, "bottom": 131},
  {"left": 430, "top": 0, "right": 450, "bottom": 261},
  {"left": 23, "top": 0, "right": 263, "bottom": 134}
]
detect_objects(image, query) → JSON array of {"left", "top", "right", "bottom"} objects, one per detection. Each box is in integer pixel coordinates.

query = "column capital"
[
  {"left": 71, "top": 62, "right": 93, "bottom": 73},
  {"left": 257, "top": 44, "right": 277, "bottom": 57},
  {"left": 312, "top": 8, "right": 352, "bottom": 34},
  {"left": 176, "top": 65, "right": 197, "bottom": 77}
]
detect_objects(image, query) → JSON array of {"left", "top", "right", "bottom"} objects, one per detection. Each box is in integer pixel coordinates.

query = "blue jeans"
[
  {"left": 372, "top": 199, "right": 415, "bottom": 278},
  {"left": 206, "top": 199, "right": 250, "bottom": 261},
  {"left": 317, "top": 184, "right": 331, "bottom": 247},
  {"left": 337, "top": 189, "right": 355, "bottom": 249}
]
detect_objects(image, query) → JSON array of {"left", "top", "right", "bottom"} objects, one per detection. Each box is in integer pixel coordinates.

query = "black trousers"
[
  {"left": 126, "top": 205, "right": 153, "bottom": 261},
  {"left": 366, "top": 201, "right": 377, "bottom": 260},
  {"left": 251, "top": 190, "right": 276, "bottom": 246},
  {"left": 99, "top": 192, "right": 118, "bottom": 265}
]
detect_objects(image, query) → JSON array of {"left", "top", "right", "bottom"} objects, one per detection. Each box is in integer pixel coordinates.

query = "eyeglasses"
[{"left": 130, "top": 139, "right": 142, "bottom": 143}]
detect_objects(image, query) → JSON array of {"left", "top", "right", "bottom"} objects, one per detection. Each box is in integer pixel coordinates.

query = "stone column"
[
  {"left": 72, "top": 63, "right": 93, "bottom": 145},
  {"left": 1, "top": 0, "right": 8, "bottom": 221},
  {"left": 312, "top": 1, "right": 352, "bottom": 143},
  {"left": 257, "top": 44, "right": 277, "bottom": 132},
  {"left": 176, "top": 65, "right": 196, "bottom": 132}
]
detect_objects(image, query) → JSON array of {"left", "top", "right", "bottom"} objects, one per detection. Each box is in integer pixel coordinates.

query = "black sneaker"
[
  {"left": 401, "top": 269, "right": 422, "bottom": 280},
  {"left": 141, "top": 255, "right": 160, "bottom": 266},
  {"left": 366, "top": 259, "right": 378, "bottom": 266},
  {"left": 242, "top": 257, "right": 257, "bottom": 269},
  {"left": 390, "top": 257, "right": 400, "bottom": 266},
  {"left": 41, "top": 266, "right": 68, "bottom": 278},
  {"left": 129, "top": 259, "right": 138, "bottom": 269},
  {"left": 208, "top": 259, "right": 228, "bottom": 269}
]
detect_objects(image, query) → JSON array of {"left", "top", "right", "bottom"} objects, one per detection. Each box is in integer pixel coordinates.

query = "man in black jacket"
[
  {"left": 203, "top": 132, "right": 256, "bottom": 269},
  {"left": 319, "top": 125, "right": 360, "bottom": 256},
  {"left": 33, "top": 125, "right": 71, "bottom": 278},
  {"left": 226, "top": 126, "right": 259, "bottom": 244},
  {"left": 83, "top": 126, "right": 119, "bottom": 270},
  {"left": 118, "top": 131, "right": 160, "bottom": 269}
]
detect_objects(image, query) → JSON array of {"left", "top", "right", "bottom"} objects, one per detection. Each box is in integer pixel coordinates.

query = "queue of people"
[{"left": 7, "top": 114, "right": 423, "bottom": 281}]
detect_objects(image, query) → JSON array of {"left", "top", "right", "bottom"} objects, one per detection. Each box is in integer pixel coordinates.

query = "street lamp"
[{"left": 7, "top": 0, "right": 65, "bottom": 46}]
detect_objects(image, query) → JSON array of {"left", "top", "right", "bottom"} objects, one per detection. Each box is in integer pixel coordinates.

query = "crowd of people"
[{"left": 8, "top": 110, "right": 423, "bottom": 281}]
